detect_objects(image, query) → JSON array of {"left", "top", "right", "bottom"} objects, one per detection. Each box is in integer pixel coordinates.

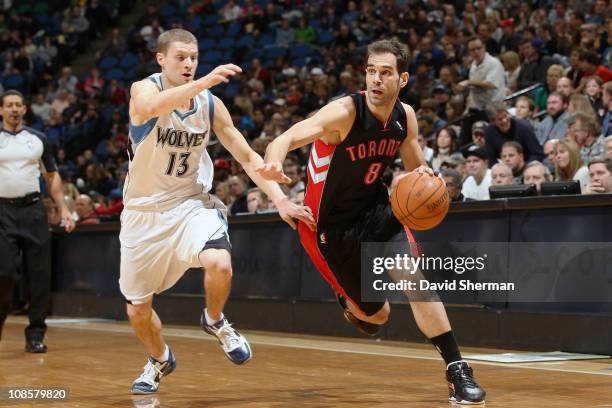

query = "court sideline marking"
[{"left": 7, "top": 317, "right": 611, "bottom": 377}]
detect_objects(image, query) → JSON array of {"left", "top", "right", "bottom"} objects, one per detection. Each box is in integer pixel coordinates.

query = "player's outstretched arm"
[
  {"left": 211, "top": 95, "right": 315, "bottom": 230},
  {"left": 256, "top": 97, "right": 354, "bottom": 183},
  {"left": 399, "top": 103, "right": 434, "bottom": 176},
  {"left": 130, "top": 64, "right": 242, "bottom": 124}
]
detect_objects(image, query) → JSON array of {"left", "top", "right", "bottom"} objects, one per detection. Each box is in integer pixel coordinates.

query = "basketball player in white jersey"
[{"left": 122, "top": 29, "right": 315, "bottom": 394}]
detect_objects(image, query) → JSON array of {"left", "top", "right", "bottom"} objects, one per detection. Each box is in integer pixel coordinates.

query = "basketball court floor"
[{"left": 2, "top": 316, "right": 611, "bottom": 407}]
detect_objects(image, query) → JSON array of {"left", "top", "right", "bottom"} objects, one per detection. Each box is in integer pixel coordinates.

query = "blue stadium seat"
[
  {"left": 3, "top": 74, "right": 25, "bottom": 90},
  {"left": 318, "top": 30, "right": 334, "bottom": 45},
  {"left": 199, "top": 38, "right": 216, "bottom": 50},
  {"left": 201, "top": 50, "right": 222, "bottom": 64},
  {"left": 207, "top": 25, "right": 225, "bottom": 38},
  {"left": 104, "top": 68, "right": 125, "bottom": 81},
  {"left": 160, "top": 4, "right": 177, "bottom": 17},
  {"left": 309, "top": 19, "right": 321, "bottom": 30},
  {"left": 204, "top": 14, "right": 220, "bottom": 26},
  {"left": 257, "top": 34, "right": 274, "bottom": 47},
  {"left": 223, "top": 83, "right": 242, "bottom": 99},
  {"left": 291, "top": 57, "right": 307, "bottom": 67},
  {"left": 99, "top": 56, "right": 119, "bottom": 70},
  {"left": 119, "top": 53, "right": 139, "bottom": 69},
  {"left": 226, "top": 23, "right": 241, "bottom": 37},
  {"left": 222, "top": 50, "right": 233, "bottom": 61},
  {"left": 125, "top": 66, "right": 140, "bottom": 83},
  {"left": 218, "top": 37, "right": 236, "bottom": 49},
  {"left": 266, "top": 46, "right": 287, "bottom": 59},
  {"left": 196, "top": 64, "right": 214, "bottom": 77},
  {"left": 290, "top": 44, "right": 310, "bottom": 58},
  {"left": 237, "top": 35, "right": 255, "bottom": 47}
]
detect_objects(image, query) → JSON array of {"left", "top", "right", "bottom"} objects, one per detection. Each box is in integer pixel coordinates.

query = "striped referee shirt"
[{"left": 0, "top": 126, "right": 57, "bottom": 198}]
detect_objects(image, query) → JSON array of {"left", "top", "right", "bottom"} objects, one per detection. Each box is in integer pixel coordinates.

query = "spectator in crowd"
[
  {"left": 516, "top": 39, "right": 556, "bottom": 91},
  {"left": 535, "top": 64, "right": 564, "bottom": 111},
  {"left": 75, "top": 194, "right": 100, "bottom": 225},
  {"left": 275, "top": 18, "right": 294, "bottom": 47},
  {"left": 441, "top": 153, "right": 468, "bottom": 182},
  {"left": 213, "top": 181, "right": 231, "bottom": 206},
  {"left": 567, "top": 93, "right": 599, "bottom": 122},
  {"left": 246, "top": 188, "right": 269, "bottom": 213},
  {"left": 460, "top": 121, "right": 487, "bottom": 156},
  {"left": 484, "top": 101, "right": 544, "bottom": 165},
  {"left": 500, "top": 51, "right": 521, "bottom": 93},
  {"left": 556, "top": 76, "right": 574, "bottom": 98},
  {"left": 536, "top": 92, "right": 570, "bottom": 145},
  {"left": 584, "top": 158, "right": 612, "bottom": 194},
  {"left": 579, "top": 50, "right": 612, "bottom": 83},
  {"left": 569, "top": 113, "right": 606, "bottom": 163},
  {"left": 31, "top": 93, "right": 51, "bottom": 123},
  {"left": 431, "top": 127, "right": 458, "bottom": 171},
  {"left": 228, "top": 176, "right": 248, "bottom": 215},
  {"left": 282, "top": 158, "right": 305, "bottom": 200},
  {"left": 513, "top": 96, "right": 535, "bottom": 124},
  {"left": 583, "top": 76, "right": 604, "bottom": 117},
  {"left": 461, "top": 148, "right": 492, "bottom": 201},
  {"left": 543, "top": 138, "right": 559, "bottom": 174},
  {"left": 554, "top": 139, "right": 590, "bottom": 192},
  {"left": 456, "top": 36, "right": 505, "bottom": 146},
  {"left": 523, "top": 161, "right": 552, "bottom": 193},
  {"left": 441, "top": 169, "right": 465, "bottom": 202},
  {"left": 57, "top": 67, "right": 79, "bottom": 94},
  {"left": 602, "top": 82, "right": 612, "bottom": 137},
  {"left": 500, "top": 141, "right": 526, "bottom": 183},
  {"left": 490, "top": 163, "right": 515, "bottom": 186},
  {"left": 605, "top": 136, "right": 612, "bottom": 159}
]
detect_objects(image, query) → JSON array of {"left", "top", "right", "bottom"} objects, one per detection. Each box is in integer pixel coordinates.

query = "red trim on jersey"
[{"left": 299, "top": 140, "right": 356, "bottom": 307}]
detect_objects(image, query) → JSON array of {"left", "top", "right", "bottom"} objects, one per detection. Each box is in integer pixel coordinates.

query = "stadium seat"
[
  {"left": 201, "top": 50, "right": 223, "bottom": 64},
  {"left": 290, "top": 44, "right": 310, "bottom": 58},
  {"left": 257, "top": 34, "right": 274, "bottom": 47},
  {"left": 226, "top": 23, "right": 241, "bottom": 37},
  {"left": 317, "top": 30, "right": 334, "bottom": 45},
  {"left": 266, "top": 46, "right": 287, "bottom": 59},
  {"left": 207, "top": 25, "right": 225, "bottom": 38},
  {"left": 3, "top": 74, "right": 25, "bottom": 90},
  {"left": 218, "top": 38, "right": 236, "bottom": 49},
  {"left": 119, "top": 54, "right": 139, "bottom": 69},
  {"left": 160, "top": 4, "right": 177, "bottom": 17},
  {"left": 237, "top": 35, "right": 255, "bottom": 47},
  {"left": 204, "top": 14, "right": 220, "bottom": 26},
  {"left": 199, "top": 38, "right": 216, "bottom": 50},
  {"left": 99, "top": 56, "right": 119, "bottom": 70},
  {"left": 104, "top": 68, "right": 125, "bottom": 81}
]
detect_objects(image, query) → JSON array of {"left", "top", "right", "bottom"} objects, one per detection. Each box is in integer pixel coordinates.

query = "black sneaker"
[
  {"left": 446, "top": 361, "right": 486, "bottom": 405},
  {"left": 336, "top": 294, "right": 381, "bottom": 336}
]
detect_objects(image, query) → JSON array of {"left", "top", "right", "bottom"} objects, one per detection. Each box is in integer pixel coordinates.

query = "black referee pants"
[{"left": 0, "top": 200, "right": 51, "bottom": 342}]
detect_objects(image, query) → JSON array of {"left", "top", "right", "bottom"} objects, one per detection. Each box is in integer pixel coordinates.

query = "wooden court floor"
[{"left": 1, "top": 316, "right": 610, "bottom": 408}]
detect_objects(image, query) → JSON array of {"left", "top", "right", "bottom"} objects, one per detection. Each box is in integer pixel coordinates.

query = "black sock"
[{"left": 430, "top": 330, "right": 462, "bottom": 366}]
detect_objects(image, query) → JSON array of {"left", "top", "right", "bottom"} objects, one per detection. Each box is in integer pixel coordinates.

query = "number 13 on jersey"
[{"left": 165, "top": 152, "right": 191, "bottom": 177}]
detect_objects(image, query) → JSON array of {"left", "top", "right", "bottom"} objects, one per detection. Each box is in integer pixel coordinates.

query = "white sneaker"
[
  {"left": 131, "top": 347, "right": 176, "bottom": 394},
  {"left": 201, "top": 312, "right": 252, "bottom": 365}
]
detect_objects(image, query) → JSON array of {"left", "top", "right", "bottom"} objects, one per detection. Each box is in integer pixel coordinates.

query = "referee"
[{"left": 0, "top": 90, "right": 75, "bottom": 353}]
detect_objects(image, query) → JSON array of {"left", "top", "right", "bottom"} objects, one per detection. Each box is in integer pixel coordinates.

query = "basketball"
[{"left": 391, "top": 172, "right": 449, "bottom": 231}]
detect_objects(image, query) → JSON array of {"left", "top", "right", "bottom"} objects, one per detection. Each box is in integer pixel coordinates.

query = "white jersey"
[{"left": 124, "top": 73, "right": 215, "bottom": 211}]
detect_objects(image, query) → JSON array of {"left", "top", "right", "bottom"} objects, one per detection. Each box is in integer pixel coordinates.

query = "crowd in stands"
[{"left": 3, "top": 0, "right": 612, "bottom": 225}]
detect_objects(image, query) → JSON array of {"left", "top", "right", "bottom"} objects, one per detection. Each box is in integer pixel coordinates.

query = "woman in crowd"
[{"left": 554, "top": 139, "right": 589, "bottom": 192}]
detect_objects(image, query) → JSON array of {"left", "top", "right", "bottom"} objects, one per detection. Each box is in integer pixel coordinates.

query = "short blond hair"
[
  {"left": 547, "top": 64, "right": 564, "bottom": 77},
  {"left": 157, "top": 29, "right": 197, "bottom": 54}
]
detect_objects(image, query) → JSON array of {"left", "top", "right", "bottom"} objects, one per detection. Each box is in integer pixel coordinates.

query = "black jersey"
[{"left": 304, "top": 92, "right": 408, "bottom": 228}]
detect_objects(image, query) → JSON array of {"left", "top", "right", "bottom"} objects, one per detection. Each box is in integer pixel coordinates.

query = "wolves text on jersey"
[
  {"left": 345, "top": 138, "right": 402, "bottom": 162},
  {"left": 156, "top": 127, "right": 208, "bottom": 150}
]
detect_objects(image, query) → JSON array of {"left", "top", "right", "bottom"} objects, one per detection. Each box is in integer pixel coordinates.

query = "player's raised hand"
[
  {"left": 198, "top": 64, "right": 242, "bottom": 88},
  {"left": 256, "top": 161, "right": 291, "bottom": 184},
  {"left": 276, "top": 197, "right": 316, "bottom": 231}
]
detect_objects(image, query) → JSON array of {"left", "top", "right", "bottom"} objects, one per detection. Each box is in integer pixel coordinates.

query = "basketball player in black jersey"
[{"left": 257, "top": 39, "right": 486, "bottom": 404}]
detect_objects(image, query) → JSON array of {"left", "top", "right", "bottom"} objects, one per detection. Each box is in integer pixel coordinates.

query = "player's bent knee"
[
  {"left": 200, "top": 250, "right": 233, "bottom": 278},
  {"left": 126, "top": 302, "right": 152, "bottom": 322}
]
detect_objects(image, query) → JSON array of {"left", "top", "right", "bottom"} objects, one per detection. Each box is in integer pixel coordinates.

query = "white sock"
[
  {"left": 204, "top": 309, "right": 223, "bottom": 326},
  {"left": 155, "top": 344, "right": 169, "bottom": 362}
]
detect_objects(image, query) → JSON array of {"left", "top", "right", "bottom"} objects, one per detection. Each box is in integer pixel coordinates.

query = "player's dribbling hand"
[
  {"left": 413, "top": 165, "right": 435, "bottom": 177},
  {"left": 199, "top": 64, "right": 242, "bottom": 88},
  {"left": 276, "top": 197, "right": 316, "bottom": 231},
  {"left": 255, "top": 162, "right": 291, "bottom": 184}
]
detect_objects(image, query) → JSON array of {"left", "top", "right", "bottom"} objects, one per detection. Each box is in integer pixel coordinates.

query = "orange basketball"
[{"left": 391, "top": 172, "right": 449, "bottom": 231}]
